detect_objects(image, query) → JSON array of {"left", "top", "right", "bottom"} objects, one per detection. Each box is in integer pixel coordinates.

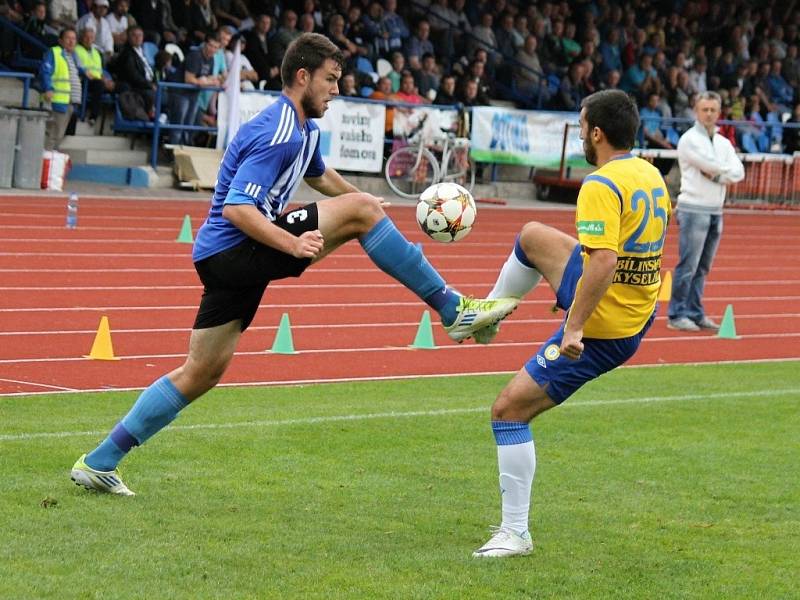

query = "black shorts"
[{"left": 193, "top": 203, "right": 319, "bottom": 331}]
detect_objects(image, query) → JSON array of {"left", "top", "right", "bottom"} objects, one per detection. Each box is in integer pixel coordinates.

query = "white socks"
[
  {"left": 497, "top": 440, "right": 536, "bottom": 534},
  {"left": 487, "top": 241, "right": 542, "bottom": 300}
]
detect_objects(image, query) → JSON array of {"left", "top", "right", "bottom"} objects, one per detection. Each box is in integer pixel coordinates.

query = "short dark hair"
[
  {"left": 580, "top": 90, "right": 639, "bottom": 150},
  {"left": 281, "top": 33, "right": 345, "bottom": 87}
]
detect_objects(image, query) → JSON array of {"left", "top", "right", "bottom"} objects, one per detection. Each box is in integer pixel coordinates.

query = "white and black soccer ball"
[{"left": 415, "top": 182, "right": 477, "bottom": 243}]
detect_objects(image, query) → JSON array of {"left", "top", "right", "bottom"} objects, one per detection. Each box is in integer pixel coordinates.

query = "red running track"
[{"left": 1, "top": 195, "right": 798, "bottom": 395}]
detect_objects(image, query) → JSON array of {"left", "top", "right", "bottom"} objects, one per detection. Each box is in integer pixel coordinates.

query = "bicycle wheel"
[
  {"left": 442, "top": 148, "right": 476, "bottom": 193},
  {"left": 385, "top": 146, "right": 440, "bottom": 199}
]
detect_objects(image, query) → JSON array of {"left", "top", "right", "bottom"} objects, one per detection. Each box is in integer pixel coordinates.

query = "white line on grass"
[{"left": 1, "top": 388, "right": 797, "bottom": 442}]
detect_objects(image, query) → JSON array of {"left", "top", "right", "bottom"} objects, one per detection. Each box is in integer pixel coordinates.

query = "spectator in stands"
[
  {"left": 340, "top": 71, "right": 359, "bottom": 96},
  {"left": 784, "top": 44, "right": 800, "bottom": 90},
  {"left": 668, "top": 91, "right": 744, "bottom": 332},
  {"left": 298, "top": 11, "right": 316, "bottom": 34},
  {"left": 540, "top": 17, "right": 569, "bottom": 74},
  {"left": 75, "top": 26, "right": 114, "bottom": 124},
  {"left": 640, "top": 92, "right": 673, "bottom": 149},
  {"left": 553, "top": 59, "right": 586, "bottom": 111},
  {"left": 458, "top": 76, "right": 488, "bottom": 107},
  {"left": 511, "top": 14, "right": 528, "bottom": 50},
  {"left": 369, "top": 75, "right": 394, "bottom": 135},
  {"left": 406, "top": 19, "right": 434, "bottom": 65},
  {"left": 620, "top": 52, "right": 659, "bottom": 100},
  {"left": 782, "top": 102, "right": 800, "bottom": 153},
  {"left": 112, "top": 25, "right": 157, "bottom": 118},
  {"left": 131, "top": 0, "right": 179, "bottom": 46},
  {"left": 767, "top": 59, "right": 794, "bottom": 113},
  {"left": 327, "top": 12, "right": 364, "bottom": 71},
  {"left": 468, "top": 12, "right": 498, "bottom": 65},
  {"left": 739, "top": 94, "right": 770, "bottom": 153},
  {"left": 599, "top": 68, "right": 621, "bottom": 91},
  {"left": 169, "top": 33, "right": 221, "bottom": 144},
  {"left": 362, "top": 1, "right": 386, "bottom": 55},
  {"left": 449, "top": 0, "right": 471, "bottom": 57},
  {"left": 415, "top": 52, "right": 440, "bottom": 100},
  {"left": 426, "top": 0, "right": 455, "bottom": 62},
  {"left": 514, "top": 34, "right": 548, "bottom": 106},
  {"left": 269, "top": 9, "right": 300, "bottom": 66},
  {"left": 467, "top": 58, "right": 493, "bottom": 101},
  {"left": 23, "top": 2, "right": 58, "bottom": 56},
  {"left": 378, "top": 0, "right": 409, "bottom": 58},
  {"left": 225, "top": 35, "right": 258, "bottom": 90},
  {"left": 387, "top": 50, "right": 404, "bottom": 91},
  {"left": 345, "top": 5, "right": 371, "bottom": 55},
  {"left": 392, "top": 69, "right": 426, "bottom": 104},
  {"left": 76, "top": 0, "right": 113, "bottom": 58},
  {"left": 688, "top": 58, "right": 708, "bottom": 95},
  {"left": 244, "top": 14, "right": 279, "bottom": 89},
  {"left": 107, "top": 0, "right": 135, "bottom": 52},
  {"left": 433, "top": 73, "right": 457, "bottom": 105},
  {"left": 717, "top": 100, "right": 738, "bottom": 150},
  {"left": 494, "top": 12, "right": 518, "bottom": 61},
  {"left": 211, "top": 0, "right": 251, "bottom": 31},
  {"left": 40, "top": 27, "right": 82, "bottom": 150},
  {"left": 187, "top": 0, "right": 218, "bottom": 47}
]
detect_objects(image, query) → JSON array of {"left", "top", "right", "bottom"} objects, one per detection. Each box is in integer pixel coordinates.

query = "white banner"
[
  {"left": 470, "top": 106, "right": 588, "bottom": 168},
  {"left": 217, "top": 93, "right": 386, "bottom": 173}
]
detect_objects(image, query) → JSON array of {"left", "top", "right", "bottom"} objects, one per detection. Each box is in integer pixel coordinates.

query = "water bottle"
[{"left": 66, "top": 192, "right": 78, "bottom": 229}]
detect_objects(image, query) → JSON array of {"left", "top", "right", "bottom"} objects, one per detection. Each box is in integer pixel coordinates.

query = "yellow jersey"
[{"left": 574, "top": 154, "right": 671, "bottom": 338}]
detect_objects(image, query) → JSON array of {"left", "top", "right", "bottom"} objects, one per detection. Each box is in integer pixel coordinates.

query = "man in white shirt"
[
  {"left": 107, "top": 0, "right": 136, "bottom": 51},
  {"left": 668, "top": 91, "right": 745, "bottom": 332},
  {"left": 76, "top": 0, "right": 114, "bottom": 57}
]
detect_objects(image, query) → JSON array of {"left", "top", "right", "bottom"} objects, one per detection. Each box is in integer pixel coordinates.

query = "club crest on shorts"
[{"left": 544, "top": 344, "right": 561, "bottom": 361}]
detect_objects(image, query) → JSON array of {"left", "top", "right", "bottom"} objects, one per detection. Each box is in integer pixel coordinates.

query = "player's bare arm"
[
  {"left": 305, "top": 166, "right": 361, "bottom": 196},
  {"left": 561, "top": 247, "right": 617, "bottom": 359},
  {"left": 222, "top": 204, "right": 323, "bottom": 259}
]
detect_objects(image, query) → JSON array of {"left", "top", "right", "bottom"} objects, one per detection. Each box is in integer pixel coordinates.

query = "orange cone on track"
[{"left": 84, "top": 316, "right": 121, "bottom": 361}]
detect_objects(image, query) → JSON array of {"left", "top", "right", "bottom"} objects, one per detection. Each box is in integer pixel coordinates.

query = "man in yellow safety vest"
[
  {"left": 39, "top": 27, "right": 83, "bottom": 150},
  {"left": 74, "top": 27, "right": 114, "bottom": 125}
]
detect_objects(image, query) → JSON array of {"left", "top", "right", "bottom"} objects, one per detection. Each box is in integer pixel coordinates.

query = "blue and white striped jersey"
[{"left": 193, "top": 95, "right": 326, "bottom": 262}]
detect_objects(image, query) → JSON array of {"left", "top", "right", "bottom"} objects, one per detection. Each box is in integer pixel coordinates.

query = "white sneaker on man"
[
  {"left": 445, "top": 297, "right": 518, "bottom": 343},
  {"left": 472, "top": 527, "right": 533, "bottom": 558},
  {"left": 666, "top": 317, "right": 701, "bottom": 332}
]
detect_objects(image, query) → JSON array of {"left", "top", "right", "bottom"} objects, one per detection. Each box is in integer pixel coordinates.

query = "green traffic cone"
[
  {"left": 717, "top": 304, "right": 738, "bottom": 339},
  {"left": 270, "top": 313, "right": 296, "bottom": 354},
  {"left": 176, "top": 215, "right": 193, "bottom": 243},
  {"left": 410, "top": 310, "right": 436, "bottom": 349}
]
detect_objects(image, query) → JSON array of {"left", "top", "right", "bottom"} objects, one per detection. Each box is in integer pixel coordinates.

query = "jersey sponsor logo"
[
  {"left": 536, "top": 354, "right": 547, "bottom": 368},
  {"left": 613, "top": 255, "right": 662, "bottom": 286},
  {"left": 577, "top": 220, "right": 605, "bottom": 235},
  {"left": 543, "top": 344, "right": 560, "bottom": 361}
]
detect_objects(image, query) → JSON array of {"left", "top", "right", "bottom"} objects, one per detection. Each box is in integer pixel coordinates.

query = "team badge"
[{"left": 544, "top": 344, "right": 561, "bottom": 361}]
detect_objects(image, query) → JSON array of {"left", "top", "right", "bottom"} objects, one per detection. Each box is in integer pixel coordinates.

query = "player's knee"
[
  {"left": 490, "top": 389, "right": 516, "bottom": 421},
  {"left": 356, "top": 193, "right": 386, "bottom": 229}
]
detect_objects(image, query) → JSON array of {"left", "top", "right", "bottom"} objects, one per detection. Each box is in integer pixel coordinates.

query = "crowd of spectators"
[{"left": 3, "top": 0, "right": 800, "bottom": 153}]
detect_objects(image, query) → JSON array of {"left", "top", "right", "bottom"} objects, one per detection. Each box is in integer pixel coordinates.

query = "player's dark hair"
[
  {"left": 580, "top": 90, "right": 639, "bottom": 150},
  {"left": 281, "top": 33, "right": 345, "bottom": 87}
]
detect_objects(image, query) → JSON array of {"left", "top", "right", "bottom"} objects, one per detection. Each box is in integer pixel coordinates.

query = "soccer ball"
[{"left": 415, "top": 182, "right": 477, "bottom": 243}]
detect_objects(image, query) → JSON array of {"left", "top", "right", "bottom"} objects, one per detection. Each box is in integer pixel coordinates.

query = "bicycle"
[{"left": 384, "top": 124, "right": 477, "bottom": 199}]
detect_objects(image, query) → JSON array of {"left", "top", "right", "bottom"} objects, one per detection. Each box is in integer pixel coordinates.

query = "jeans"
[
  {"left": 668, "top": 210, "right": 723, "bottom": 322},
  {"left": 167, "top": 91, "right": 199, "bottom": 145}
]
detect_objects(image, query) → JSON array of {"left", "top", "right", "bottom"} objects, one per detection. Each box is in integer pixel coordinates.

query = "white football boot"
[
  {"left": 71, "top": 454, "right": 135, "bottom": 496},
  {"left": 472, "top": 526, "right": 533, "bottom": 558}
]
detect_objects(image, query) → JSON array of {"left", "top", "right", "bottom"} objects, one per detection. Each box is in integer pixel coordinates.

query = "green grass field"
[{"left": 2, "top": 362, "right": 799, "bottom": 599}]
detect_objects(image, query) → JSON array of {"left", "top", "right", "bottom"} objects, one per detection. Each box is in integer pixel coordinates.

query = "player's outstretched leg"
[
  {"left": 317, "top": 194, "right": 519, "bottom": 342},
  {"left": 473, "top": 222, "right": 577, "bottom": 344},
  {"left": 72, "top": 322, "right": 241, "bottom": 495}
]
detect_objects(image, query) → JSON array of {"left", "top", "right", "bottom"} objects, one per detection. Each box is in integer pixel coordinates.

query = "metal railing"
[{"left": 0, "top": 70, "right": 33, "bottom": 107}]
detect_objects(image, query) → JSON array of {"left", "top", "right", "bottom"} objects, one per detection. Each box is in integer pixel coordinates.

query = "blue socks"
[
  {"left": 85, "top": 376, "right": 189, "bottom": 471},
  {"left": 360, "top": 217, "right": 460, "bottom": 324},
  {"left": 491, "top": 420, "right": 533, "bottom": 445}
]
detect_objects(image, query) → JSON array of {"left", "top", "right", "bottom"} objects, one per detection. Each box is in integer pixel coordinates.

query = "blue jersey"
[{"left": 192, "top": 95, "right": 326, "bottom": 262}]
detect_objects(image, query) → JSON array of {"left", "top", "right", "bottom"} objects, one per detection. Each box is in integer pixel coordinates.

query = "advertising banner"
[
  {"left": 217, "top": 93, "right": 386, "bottom": 173},
  {"left": 470, "top": 106, "right": 589, "bottom": 168}
]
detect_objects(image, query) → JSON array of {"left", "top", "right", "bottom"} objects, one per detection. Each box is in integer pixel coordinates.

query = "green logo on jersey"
[{"left": 577, "top": 220, "right": 605, "bottom": 235}]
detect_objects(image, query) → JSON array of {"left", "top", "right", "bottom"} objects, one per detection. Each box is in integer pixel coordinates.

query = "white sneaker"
[
  {"left": 472, "top": 527, "right": 533, "bottom": 558},
  {"left": 70, "top": 454, "right": 135, "bottom": 496},
  {"left": 445, "top": 297, "right": 518, "bottom": 343}
]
